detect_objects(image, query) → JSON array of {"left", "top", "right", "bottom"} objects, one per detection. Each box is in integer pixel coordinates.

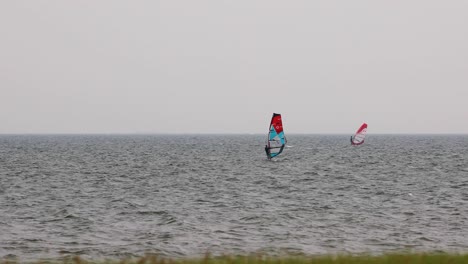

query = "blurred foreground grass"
[{"left": 3, "top": 253, "right": 468, "bottom": 264}]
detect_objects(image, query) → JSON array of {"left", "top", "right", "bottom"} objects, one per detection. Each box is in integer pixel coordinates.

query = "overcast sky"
[{"left": 1, "top": 1, "right": 467, "bottom": 134}]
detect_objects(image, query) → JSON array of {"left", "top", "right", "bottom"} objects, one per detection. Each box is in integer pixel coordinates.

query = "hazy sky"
[{"left": 1, "top": 1, "right": 467, "bottom": 134}]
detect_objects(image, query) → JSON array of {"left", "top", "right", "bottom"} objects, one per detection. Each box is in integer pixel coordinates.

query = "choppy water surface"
[{"left": 0, "top": 135, "right": 467, "bottom": 261}]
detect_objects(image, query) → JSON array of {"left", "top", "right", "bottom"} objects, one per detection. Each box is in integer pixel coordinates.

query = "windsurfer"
[{"left": 265, "top": 145, "right": 271, "bottom": 160}]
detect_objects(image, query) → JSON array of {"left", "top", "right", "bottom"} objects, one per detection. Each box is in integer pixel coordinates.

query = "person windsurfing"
[
  {"left": 265, "top": 113, "right": 286, "bottom": 160},
  {"left": 350, "top": 123, "right": 368, "bottom": 146},
  {"left": 265, "top": 145, "right": 271, "bottom": 160}
]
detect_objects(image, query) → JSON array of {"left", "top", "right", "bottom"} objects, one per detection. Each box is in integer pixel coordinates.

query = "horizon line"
[{"left": 0, "top": 132, "right": 467, "bottom": 136}]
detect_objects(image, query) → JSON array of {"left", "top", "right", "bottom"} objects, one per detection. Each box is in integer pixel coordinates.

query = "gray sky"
[{"left": 1, "top": 1, "right": 467, "bottom": 134}]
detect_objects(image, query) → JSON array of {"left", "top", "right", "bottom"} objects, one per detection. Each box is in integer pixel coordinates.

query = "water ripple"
[{"left": 0, "top": 135, "right": 467, "bottom": 260}]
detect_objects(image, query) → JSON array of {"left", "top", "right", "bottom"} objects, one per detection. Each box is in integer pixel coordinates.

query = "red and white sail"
[{"left": 351, "top": 123, "right": 367, "bottom": 145}]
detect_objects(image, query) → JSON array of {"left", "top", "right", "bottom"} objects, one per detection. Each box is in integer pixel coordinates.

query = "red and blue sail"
[{"left": 265, "top": 113, "right": 287, "bottom": 159}]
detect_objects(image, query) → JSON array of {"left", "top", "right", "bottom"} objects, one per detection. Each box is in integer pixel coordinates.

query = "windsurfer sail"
[
  {"left": 351, "top": 123, "right": 368, "bottom": 146},
  {"left": 265, "top": 113, "right": 287, "bottom": 159}
]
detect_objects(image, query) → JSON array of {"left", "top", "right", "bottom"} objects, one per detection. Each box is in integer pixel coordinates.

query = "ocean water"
[{"left": 0, "top": 135, "right": 467, "bottom": 261}]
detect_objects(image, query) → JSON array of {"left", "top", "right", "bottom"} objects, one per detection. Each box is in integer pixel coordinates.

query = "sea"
[{"left": 0, "top": 134, "right": 467, "bottom": 261}]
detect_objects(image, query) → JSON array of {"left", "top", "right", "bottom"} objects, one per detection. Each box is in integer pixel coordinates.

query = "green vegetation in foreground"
[{"left": 4, "top": 253, "right": 468, "bottom": 264}]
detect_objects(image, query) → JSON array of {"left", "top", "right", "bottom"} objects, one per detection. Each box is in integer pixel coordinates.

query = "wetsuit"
[{"left": 265, "top": 145, "right": 271, "bottom": 159}]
